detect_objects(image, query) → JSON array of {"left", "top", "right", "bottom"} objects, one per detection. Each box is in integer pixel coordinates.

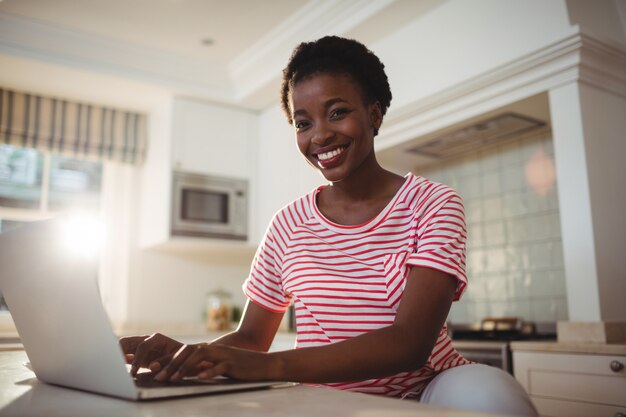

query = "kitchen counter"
[
  {"left": 0, "top": 350, "right": 507, "bottom": 417},
  {"left": 510, "top": 340, "right": 626, "bottom": 355}
]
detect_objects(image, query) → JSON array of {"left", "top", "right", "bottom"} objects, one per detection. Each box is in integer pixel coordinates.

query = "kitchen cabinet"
[
  {"left": 138, "top": 98, "right": 258, "bottom": 252},
  {"left": 171, "top": 99, "right": 257, "bottom": 179},
  {"left": 511, "top": 341, "right": 626, "bottom": 417}
]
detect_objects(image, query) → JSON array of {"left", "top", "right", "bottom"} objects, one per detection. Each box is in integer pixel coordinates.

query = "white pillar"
[{"left": 549, "top": 81, "right": 626, "bottom": 322}]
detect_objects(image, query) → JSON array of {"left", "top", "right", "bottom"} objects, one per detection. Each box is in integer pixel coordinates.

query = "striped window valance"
[{"left": 0, "top": 88, "right": 148, "bottom": 164}]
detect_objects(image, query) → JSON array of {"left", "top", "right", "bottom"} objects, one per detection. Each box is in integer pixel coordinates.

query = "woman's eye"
[
  {"left": 294, "top": 120, "right": 310, "bottom": 130},
  {"left": 330, "top": 108, "right": 348, "bottom": 119}
]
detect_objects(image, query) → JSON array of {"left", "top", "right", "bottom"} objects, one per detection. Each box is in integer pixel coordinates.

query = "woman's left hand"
[{"left": 154, "top": 343, "right": 279, "bottom": 382}]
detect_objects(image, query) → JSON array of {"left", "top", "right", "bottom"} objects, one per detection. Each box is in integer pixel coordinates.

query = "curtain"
[{"left": 0, "top": 88, "right": 148, "bottom": 164}]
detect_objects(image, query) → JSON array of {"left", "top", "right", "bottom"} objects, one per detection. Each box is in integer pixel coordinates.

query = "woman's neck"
[
  {"left": 325, "top": 159, "right": 403, "bottom": 203},
  {"left": 316, "top": 160, "right": 406, "bottom": 226}
]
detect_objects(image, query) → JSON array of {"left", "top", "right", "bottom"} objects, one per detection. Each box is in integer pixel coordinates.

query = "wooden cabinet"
[{"left": 512, "top": 342, "right": 626, "bottom": 417}]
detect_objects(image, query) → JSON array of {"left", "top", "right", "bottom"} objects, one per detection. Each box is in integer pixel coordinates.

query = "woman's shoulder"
[
  {"left": 403, "top": 173, "right": 463, "bottom": 207},
  {"left": 268, "top": 186, "right": 321, "bottom": 228}
]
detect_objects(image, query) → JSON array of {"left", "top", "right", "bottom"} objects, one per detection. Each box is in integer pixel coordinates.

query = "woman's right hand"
[{"left": 119, "top": 333, "right": 184, "bottom": 376}]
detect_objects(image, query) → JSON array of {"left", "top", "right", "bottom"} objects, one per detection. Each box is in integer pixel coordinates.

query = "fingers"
[
  {"left": 130, "top": 333, "right": 176, "bottom": 376},
  {"left": 155, "top": 344, "right": 223, "bottom": 382},
  {"left": 130, "top": 334, "right": 158, "bottom": 376},
  {"left": 119, "top": 335, "right": 149, "bottom": 357},
  {"left": 154, "top": 344, "right": 194, "bottom": 381},
  {"left": 197, "top": 362, "right": 228, "bottom": 380}
]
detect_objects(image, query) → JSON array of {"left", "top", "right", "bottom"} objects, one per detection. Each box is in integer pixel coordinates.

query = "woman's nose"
[{"left": 311, "top": 121, "right": 334, "bottom": 146}]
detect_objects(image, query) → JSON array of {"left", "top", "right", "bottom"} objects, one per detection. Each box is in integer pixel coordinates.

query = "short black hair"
[{"left": 280, "top": 36, "right": 392, "bottom": 134}]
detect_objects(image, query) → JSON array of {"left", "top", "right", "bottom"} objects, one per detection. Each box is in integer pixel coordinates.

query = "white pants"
[{"left": 420, "top": 364, "right": 538, "bottom": 416}]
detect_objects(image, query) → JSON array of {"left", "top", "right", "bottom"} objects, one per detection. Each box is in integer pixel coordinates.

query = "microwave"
[{"left": 171, "top": 171, "right": 248, "bottom": 240}]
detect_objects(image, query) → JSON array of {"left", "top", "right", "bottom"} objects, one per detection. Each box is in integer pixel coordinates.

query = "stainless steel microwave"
[{"left": 171, "top": 171, "right": 248, "bottom": 240}]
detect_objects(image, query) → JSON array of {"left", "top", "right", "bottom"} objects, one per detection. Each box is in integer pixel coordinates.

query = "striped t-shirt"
[{"left": 243, "top": 173, "right": 470, "bottom": 398}]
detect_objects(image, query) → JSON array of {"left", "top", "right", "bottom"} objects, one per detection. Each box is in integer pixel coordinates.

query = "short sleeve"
[
  {"left": 405, "top": 191, "right": 468, "bottom": 301},
  {"left": 242, "top": 215, "right": 292, "bottom": 313}
]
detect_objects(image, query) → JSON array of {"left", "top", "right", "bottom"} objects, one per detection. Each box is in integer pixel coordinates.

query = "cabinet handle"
[{"left": 610, "top": 360, "right": 624, "bottom": 372}]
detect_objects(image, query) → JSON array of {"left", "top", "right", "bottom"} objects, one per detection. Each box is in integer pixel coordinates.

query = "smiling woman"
[{"left": 120, "top": 36, "right": 538, "bottom": 417}]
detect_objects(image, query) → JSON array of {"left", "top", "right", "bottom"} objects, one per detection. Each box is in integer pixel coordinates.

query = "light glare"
[{"left": 60, "top": 215, "right": 105, "bottom": 258}]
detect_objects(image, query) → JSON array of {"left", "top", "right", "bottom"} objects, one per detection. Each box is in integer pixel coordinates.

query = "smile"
[{"left": 316, "top": 145, "right": 347, "bottom": 161}]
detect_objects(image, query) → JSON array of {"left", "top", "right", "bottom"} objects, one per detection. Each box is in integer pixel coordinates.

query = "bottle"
[{"left": 206, "top": 289, "right": 233, "bottom": 331}]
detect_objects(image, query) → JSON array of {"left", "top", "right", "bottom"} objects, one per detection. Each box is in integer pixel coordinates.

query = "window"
[
  {"left": 0, "top": 143, "right": 102, "bottom": 218},
  {"left": 0, "top": 143, "right": 103, "bottom": 311}
]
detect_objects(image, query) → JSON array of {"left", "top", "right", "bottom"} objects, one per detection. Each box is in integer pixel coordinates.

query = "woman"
[{"left": 122, "top": 36, "right": 537, "bottom": 416}]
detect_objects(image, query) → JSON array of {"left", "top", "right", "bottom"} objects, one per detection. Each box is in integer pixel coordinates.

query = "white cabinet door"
[
  {"left": 513, "top": 350, "right": 626, "bottom": 417},
  {"left": 172, "top": 98, "right": 257, "bottom": 179}
]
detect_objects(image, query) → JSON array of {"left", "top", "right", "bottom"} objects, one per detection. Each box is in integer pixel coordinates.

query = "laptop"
[{"left": 0, "top": 218, "right": 283, "bottom": 400}]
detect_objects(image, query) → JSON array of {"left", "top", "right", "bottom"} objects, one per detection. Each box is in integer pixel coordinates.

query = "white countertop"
[
  {"left": 510, "top": 340, "right": 626, "bottom": 355},
  {"left": 0, "top": 350, "right": 505, "bottom": 417}
]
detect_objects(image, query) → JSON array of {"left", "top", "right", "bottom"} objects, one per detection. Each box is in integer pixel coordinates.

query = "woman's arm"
[
  {"left": 211, "top": 300, "right": 285, "bottom": 352},
  {"left": 119, "top": 300, "right": 284, "bottom": 375},
  {"left": 155, "top": 265, "right": 457, "bottom": 383}
]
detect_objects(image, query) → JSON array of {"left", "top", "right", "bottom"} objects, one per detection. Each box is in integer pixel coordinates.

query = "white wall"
[
  {"left": 371, "top": 0, "right": 573, "bottom": 111},
  {"left": 125, "top": 249, "right": 251, "bottom": 333},
  {"left": 255, "top": 105, "right": 321, "bottom": 242}
]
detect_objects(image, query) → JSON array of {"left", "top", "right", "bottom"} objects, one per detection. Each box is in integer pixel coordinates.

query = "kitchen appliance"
[
  {"left": 171, "top": 171, "right": 248, "bottom": 240},
  {"left": 448, "top": 317, "right": 556, "bottom": 374}
]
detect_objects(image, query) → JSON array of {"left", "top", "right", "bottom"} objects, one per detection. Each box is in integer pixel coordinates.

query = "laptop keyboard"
[{"left": 134, "top": 372, "right": 239, "bottom": 387}]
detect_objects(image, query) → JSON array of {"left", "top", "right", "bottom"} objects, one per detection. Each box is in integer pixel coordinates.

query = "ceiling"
[{"left": 0, "top": 0, "right": 441, "bottom": 110}]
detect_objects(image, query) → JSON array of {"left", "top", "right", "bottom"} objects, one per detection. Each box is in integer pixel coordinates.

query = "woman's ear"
[{"left": 370, "top": 101, "right": 383, "bottom": 134}]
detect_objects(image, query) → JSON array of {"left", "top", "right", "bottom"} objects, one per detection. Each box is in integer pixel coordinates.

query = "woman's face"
[{"left": 289, "top": 73, "right": 382, "bottom": 183}]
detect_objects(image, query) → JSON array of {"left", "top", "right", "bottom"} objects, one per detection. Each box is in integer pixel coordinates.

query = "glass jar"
[{"left": 206, "top": 289, "right": 232, "bottom": 331}]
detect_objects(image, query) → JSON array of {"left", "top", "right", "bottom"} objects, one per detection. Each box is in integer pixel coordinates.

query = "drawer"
[
  {"left": 532, "top": 396, "right": 626, "bottom": 417},
  {"left": 514, "top": 351, "right": 626, "bottom": 405},
  {"left": 528, "top": 368, "right": 626, "bottom": 405}
]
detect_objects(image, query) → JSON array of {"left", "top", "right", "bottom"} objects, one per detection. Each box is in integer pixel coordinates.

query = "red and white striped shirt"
[{"left": 243, "top": 174, "right": 470, "bottom": 398}]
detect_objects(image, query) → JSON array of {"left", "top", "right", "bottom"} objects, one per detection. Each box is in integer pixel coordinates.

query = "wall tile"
[
  {"left": 504, "top": 246, "right": 524, "bottom": 271},
  {"left": 500, "top": 139, "right": 523, "bottom": 166},
  {"left": 551, "top": 240, "right": 564, "bottom": 267},
  {"left": 526, "top": 190, "right": 549, "bottom": 213},
  {"left": 465, "top": 200, "right": 483, "bottom": 224},
  {"left": 506, "top": 219, "right": 527, "bottom": 244},
  {"left": 459, "top": 174, "right": 481, "bottom": 199},
  {"left": 529, "top": 297, "right": 568, "bottom": 322},
  {"left": 482, "top": 196, "right": 504, "bottom": 220},
  {"left": 529, "top": 241, "right": 553, "bottom": 269},
  {"left": 506, "top": 299, "right": 532, "bottom": 319},
  {"left": 419, "top": 132, "right": 566, "bottom": 323},
  {"left": 503, "top": 192, "right": 528, "bottom": 217},
  {"left": 456, "top": 155, "right": 480, "bottom": 177},
  {"left": 501, "top": 165, "right": 525, "bottom": 193},
  {"left": 481, "top": 171, "right": 502, "bottom": 196},
  {"left": 508, "top": 271, "right": 532, "bottom": 298},
  {"left": 467, "top": 301, "right": 491, "bottom": 320},
  {"left": 489, "top": 300, "right": 511, "bottom": 318},
  {"left": 484, "top": 221, "right": 506, "bottom": 246}
]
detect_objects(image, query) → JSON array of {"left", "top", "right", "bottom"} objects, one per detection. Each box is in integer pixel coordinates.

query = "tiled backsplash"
[{"left": 418, "top": 131, "right": 568, "bottom": 324}]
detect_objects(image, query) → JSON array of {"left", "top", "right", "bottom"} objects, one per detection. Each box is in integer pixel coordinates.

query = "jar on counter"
[{"left": 206, "top": 289, "right": 233, "bottom": 331}]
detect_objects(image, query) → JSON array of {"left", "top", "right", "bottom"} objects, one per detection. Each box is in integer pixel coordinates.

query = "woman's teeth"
[{"left": 317, "top": 146, "right": 346, "bottom": 161}]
